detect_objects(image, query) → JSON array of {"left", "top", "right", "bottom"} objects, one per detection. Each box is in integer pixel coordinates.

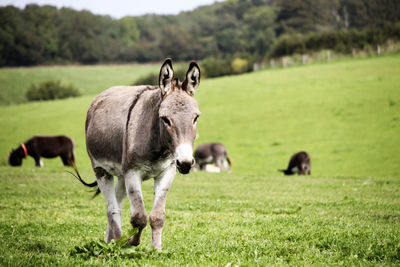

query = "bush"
[
  {"left": 133, "top": 67, "right": 188, "bottom": 86},
  {"left": 133, "top": 72, "right": 158, "bottom": 86},
  {"left": 201, "top": 55, "right": 254, "bottom": 78},
  {"left": 173, "top": 67, "right": 188, "bottom": 82},
  {"left": 201, "top": 57, "right": 232, "bottom": 78},
  {"left": 26, "top": 80, "right": 81, "bottom": 101},
  {"left": 231, "top": 58, "right": 249, "bottom": 74},
  {"left": 269, "top": 23, "right": 400, "bottom": 58},
  {"left": 133, "top": 56, "right": 254, "bottom": 84}
]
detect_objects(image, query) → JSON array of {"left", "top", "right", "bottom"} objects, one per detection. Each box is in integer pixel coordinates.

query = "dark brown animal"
[
  {"left": 74, "top": 59, "right": 201, "bottom": 250},
  {"left": 8, "top": 135, "right": 75, "bottom": 167},
  {"left": 279, "top": 151, "right": 311, "bottom": 175},
  {"left": 194, "top": 143, "right": 232, "bottom": 172}
]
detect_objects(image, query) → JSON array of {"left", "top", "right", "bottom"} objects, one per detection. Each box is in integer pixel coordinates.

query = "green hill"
[
  {"left": 1, "top": 54, "right": 399, "bottom": 177},
  {"left": 0, "top": 63, "right": 160, "bottom": 105}
]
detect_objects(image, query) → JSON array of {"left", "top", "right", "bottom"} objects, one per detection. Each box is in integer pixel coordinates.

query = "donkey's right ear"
[
  {"left": 159, "top": 58, "right": 174, "bottom": 95},
  {"left": 182, "top": 61, "right": 200, "bottom": 96}
]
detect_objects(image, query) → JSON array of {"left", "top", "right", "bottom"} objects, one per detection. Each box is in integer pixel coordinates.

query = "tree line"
[{"left": 0, "top": 0, "right": 399, "bottom": 67}]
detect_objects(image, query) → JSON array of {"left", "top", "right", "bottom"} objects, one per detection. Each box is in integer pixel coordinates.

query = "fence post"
[
  {"left": 270, "top": 59, "right": 275, "bottom": 68},
  {"left": 282, "top": 57, "right": 285, "bottom": 67},
  {"left": 302, "top": 55, "right": 307, "bottom": 65}
]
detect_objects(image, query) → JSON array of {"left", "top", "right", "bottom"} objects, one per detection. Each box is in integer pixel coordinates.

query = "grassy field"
[
  {"left": 0, "top": 54, "right": 399, "bottom": 265},
  {"left": 0, "top": 63, "right": 161, "bottom": 105}
]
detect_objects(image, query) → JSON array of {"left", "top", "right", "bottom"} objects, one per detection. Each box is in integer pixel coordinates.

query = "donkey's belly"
[
  {"left": 197, "top": 156, "right": 213, "bottom": 165},
  {"left": 291, "top": 166, "right": 300, "bottom": 174},
  {"left": 93, "top": 158, "right": 123, "bottom": 177},
  {"left": 93, "top": 155, "right": 175, "bottom": 180}
]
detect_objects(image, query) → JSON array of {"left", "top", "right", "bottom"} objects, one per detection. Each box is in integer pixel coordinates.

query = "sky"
[{"left": 0, "top": 0, "right": 224, "bottom": 18}]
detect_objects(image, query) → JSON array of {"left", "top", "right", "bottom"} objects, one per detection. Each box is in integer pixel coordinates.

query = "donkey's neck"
[{"left": 123, "top": 89, "right": 170, "bottom": 170}]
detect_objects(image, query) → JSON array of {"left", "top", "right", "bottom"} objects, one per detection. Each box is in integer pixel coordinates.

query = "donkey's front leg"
[
  {"left": 150, "top": 165, "right": 176, "bottom": 250},
  {"left": 94, "top": 167, "right": 122, "bottom": 243},
  {"left": 34, "top": 156, "right": 43, "bottom": 167},
  {"left": 125, "top": 170, "right": 147, "bottom": 246}
]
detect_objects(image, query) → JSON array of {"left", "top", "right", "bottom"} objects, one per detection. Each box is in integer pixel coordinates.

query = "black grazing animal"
[
  {"left": 279, "top": 151, "right": 311, "bottom": 175},
  {"left": 8, "top": 135, "right": 75, "bottom": 167},
  {"left": 194, "top": 143, "right": 232, "bottom": 172}
]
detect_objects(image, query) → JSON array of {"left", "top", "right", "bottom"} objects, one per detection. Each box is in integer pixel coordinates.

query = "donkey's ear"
[
  {"left": 159, "top": 58, "right": 174, "bottom": 95},
  {"left": 182, "top": 61, "right": 200, "bottom": 96}
]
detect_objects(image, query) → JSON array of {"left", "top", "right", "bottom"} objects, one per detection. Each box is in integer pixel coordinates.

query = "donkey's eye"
[
  {"left": 161, "top": 117, "right": 171, "bottom": 127},
  {"left": 193, "top": 115, "right": 199, "bottom": 125}
]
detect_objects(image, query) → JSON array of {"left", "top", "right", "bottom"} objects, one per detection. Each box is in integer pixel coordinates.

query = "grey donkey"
[
  {"left": 194, "top": 143, "right": 232, "bottom": 172},
  {"left": 74, "top": 58, "right": 201, "bottom": 250}
]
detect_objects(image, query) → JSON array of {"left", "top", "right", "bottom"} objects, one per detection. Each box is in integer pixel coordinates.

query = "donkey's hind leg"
[
  {"left": 116, "top": 176, "right": 126, "bottom": 212},
  {"left": 61, "top": 154, "right": 72, "bottom": 166},
  {"left": 94, "top": 167, "right": 122, "bottom": 243},
  {"left": 214, "top": 157, "right": 224, "bottom": 172},
  {"left": 299, "top": 163, "right": 306, "bottom": 175},
  {"left": 33, "top": 155, "right": 43, "bottom": 167},
  {"left": 221, "top": 156, "right": 231, "bottom": 172}
]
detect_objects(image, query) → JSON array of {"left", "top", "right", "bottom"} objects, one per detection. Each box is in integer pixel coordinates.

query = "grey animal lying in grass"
[
  {"left": 193, "top": 143, "right": 232, "bottom": 172},
  {"left": 279, "top": 151, "right": 311, "bottom": 175}
]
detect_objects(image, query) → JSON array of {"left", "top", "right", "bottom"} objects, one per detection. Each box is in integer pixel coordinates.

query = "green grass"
[
  {"left": 0, "top": 63, "right": 160, "bottom": 105},
  {"left": 0, "top": 54, "right": 399, "bottom": 265}
]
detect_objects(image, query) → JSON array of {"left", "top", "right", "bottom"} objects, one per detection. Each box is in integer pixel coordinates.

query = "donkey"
[
  {"left": 75, "top": 59, "right": 201, "bottom": 250},
  {"left": 194, "top": 143, "right": 232, "bottom": 172},
  {"left": 8, "top": 135, "right": 75, "bottom": 167},
  {"left": 279, "top": 151, "right": 311, "bottom": 175}
]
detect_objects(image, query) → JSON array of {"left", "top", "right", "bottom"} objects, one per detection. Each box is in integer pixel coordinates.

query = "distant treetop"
[{"left": 0, "top": 0, "right": 399, "bottom": 67}]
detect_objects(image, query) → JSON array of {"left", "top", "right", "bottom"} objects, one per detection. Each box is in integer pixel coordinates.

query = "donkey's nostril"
[
  {"left": 191, "top": 159, "right": 195, "bottom": 166},
  {"left": 176, "top": 160, "right": 192, "bottom": 174}
]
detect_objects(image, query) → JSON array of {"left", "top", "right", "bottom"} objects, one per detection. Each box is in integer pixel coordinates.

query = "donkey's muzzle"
[{"left": 176, "top": 159, "right": 194, "bottom": 174}]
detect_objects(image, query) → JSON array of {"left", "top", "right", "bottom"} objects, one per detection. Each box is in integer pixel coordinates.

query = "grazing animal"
[
  {"left": 75, "top": 59, "right": 201, "bottom": 250},
  {"left": 201, "top": 164, "right": 223, "bottom": 173},
  {"left": 279, "top": 151, "right": 311, "bottom": 175},
  {"left": 8, "top": 135, "right": 75, "bottom": 167},
  {"left": 194, "top": 143, "right": 232, "bottom": 172}
]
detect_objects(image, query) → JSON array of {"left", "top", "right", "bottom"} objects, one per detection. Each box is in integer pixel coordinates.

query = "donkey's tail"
[
  {"left": 226, "top": 153, "right": 232, "bottom": 168},
  {"left": 68, "top": 163, "right": 101, "bottom": 198}
]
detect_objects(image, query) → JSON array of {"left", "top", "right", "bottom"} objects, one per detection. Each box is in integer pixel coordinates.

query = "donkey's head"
[
  {"left": 8, "top": 147, "right": 23, "bottom": 166},
  {"left": 158, "top": 59, "right": 201, "bottom": 174}
]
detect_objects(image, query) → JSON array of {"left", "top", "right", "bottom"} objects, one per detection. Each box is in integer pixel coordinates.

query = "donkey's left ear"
[
  {"left": 159, "top": 58, "right": 174, "bottom": 95},
  {"left": 182, "top": 61, "right": 200, "bottom": 96}
]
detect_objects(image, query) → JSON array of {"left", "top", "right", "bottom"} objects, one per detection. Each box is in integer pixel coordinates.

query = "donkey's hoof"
[
  {"left": 127, "top": 235, "right": 141, "bottom": 246},
  {"left": 152, "top": 244, "right": 162, "bottom": 251},
  {"left": 113, "top": 228, "right": 122, "bottom": 241},
  {"left": 105, "top": 230, "right": 122, "bottom": 244}
]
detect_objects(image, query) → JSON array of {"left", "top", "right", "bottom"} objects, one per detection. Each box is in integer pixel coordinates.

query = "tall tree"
[
  {"left": 276, "top": 0, "right": 340, "bottom": 35},
  {"left": 242, "top": 6, "right": 277, "bottom": 57},
  {"left": 339, "top": 0, "right": 400, "bottom": 29}
]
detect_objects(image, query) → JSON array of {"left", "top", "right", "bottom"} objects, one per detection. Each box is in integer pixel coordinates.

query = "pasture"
[
  {"left": 0, "top": 54, "right": 399, "bottom": 265},
  {"left": 0, "top": 63, "right": 161, "bottom": 105}
]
